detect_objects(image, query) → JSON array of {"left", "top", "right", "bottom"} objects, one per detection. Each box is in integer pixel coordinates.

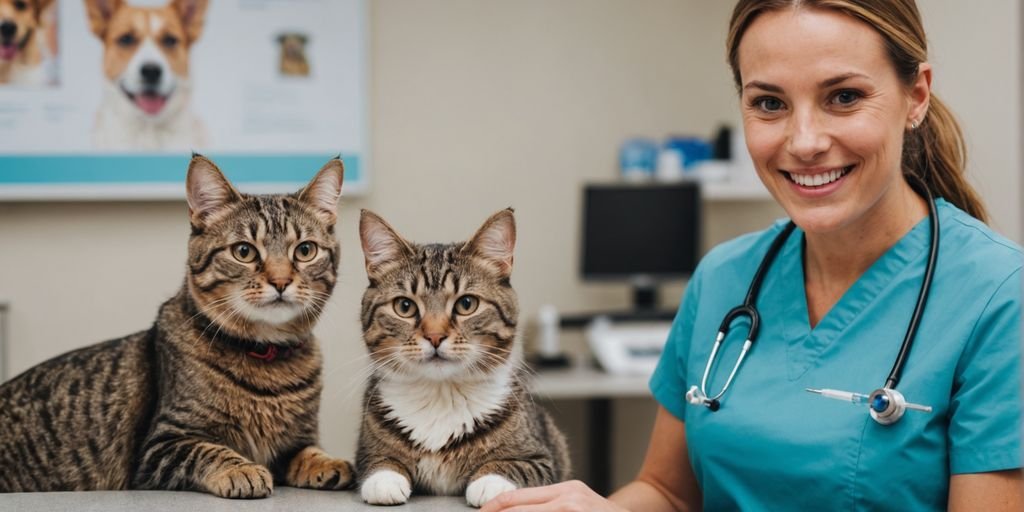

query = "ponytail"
[{"left": 903, "top": 96, "right": 988, "bottom": 222}]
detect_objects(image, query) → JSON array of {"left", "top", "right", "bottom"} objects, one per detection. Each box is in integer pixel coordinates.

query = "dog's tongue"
[
  {"left": 0, "top": 45, "right": 17, "bottom": 61},
  {"left": 135, "top": 94, "right": 167, "bottom": 115}
]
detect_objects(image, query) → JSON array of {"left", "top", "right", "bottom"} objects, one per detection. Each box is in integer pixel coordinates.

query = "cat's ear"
[
  {"left": 298, "top": 158, "right": 345, "bottom": 225},
  {"left": 465, "top": 208, "right": 516, "bottom": 278},
  {"left": 186, "top": 154, "right": 241, "bottom": 227},
  {"left": 360, "top": 210, "right": 413, "bottom": 278}
]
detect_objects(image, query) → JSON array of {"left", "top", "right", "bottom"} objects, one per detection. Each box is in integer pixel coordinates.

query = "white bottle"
[{"left": 537, "top": 304, "right": 561, "bottom": 359}]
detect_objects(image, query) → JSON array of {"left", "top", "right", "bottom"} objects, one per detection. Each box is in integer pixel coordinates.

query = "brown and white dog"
[
  {"left": 0, "top": 0, "right": 54, "bottom": 86},
  {"left": 85, "top": 0, "right": 209, "bottom": 150},
  {"left": 277, "top": 32, "right": 309, "bottom": 77}
]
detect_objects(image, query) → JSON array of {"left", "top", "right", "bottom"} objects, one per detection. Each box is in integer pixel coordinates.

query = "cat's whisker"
[
  {"left": 202, "top": 296, "right": 249, "bottom": 354},
  {"left": 176, "top": 294, "right": 236, "bottom": 331},
  {"left": 195, "top": 298, "right": 239, "bottom": 354},
  {"left": 331, "top": 350, "right": 406, "bottom": 402}
]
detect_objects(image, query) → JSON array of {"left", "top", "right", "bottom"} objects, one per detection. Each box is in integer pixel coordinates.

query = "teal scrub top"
[{"left": 650, "top": 199, "right": 1022, "bottom": 511}]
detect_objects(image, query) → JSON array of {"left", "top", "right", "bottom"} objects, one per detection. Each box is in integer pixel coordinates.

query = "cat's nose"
[
  {"left": 270, "top": 277, "right": 292, "bottom": 293},
  {"left": 425, "top": 333, "right": 448, "bottom": 347}
]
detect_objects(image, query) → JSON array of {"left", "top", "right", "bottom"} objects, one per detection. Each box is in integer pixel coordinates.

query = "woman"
[{"left": 482, "top": 0, "right": 1023, "bottom": 510}]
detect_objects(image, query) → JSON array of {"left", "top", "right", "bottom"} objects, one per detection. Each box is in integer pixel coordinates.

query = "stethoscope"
[{"left": 685, "top": 177, "right": 938, "bottom": 425}]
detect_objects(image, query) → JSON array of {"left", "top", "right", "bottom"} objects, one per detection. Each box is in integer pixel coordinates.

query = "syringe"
[{"left": 805, "top": 388, "right": 870, "bottom": 404}]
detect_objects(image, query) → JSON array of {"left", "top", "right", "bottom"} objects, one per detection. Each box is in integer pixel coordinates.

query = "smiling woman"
[
  {"left": 480, "top": 1, "right": 1023, "bottom": 511},
  {"left": 734, "top": 6, "right": 937, "bottom": 326}
]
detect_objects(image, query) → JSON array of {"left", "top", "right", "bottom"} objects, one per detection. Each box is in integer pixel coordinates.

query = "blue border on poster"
[{"left": 0, "top": 154, "right": 361, "bottom": 184}]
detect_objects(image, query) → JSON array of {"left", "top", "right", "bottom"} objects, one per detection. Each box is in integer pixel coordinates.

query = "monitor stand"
[
  {"left": 632, "top": 283, "right": 658, "bottom": 311},
  {"left": 631, "top": 275, "right": 659, "bottom": 311},
  {"left": 558, "top": 276, "right": 679, "bottom": 328}
]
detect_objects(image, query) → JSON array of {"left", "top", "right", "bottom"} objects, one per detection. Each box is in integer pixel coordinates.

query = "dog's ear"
[
  {"left": 276, "top": 34, "right": 286, "bottom": 45},
  {"left": 171, "top": 0, "right": 209, "bottom": 44},
  {"left": 84, "top": 0, "right": 123, "bottom": 39},
  {"left": 298, "top": 34, "right": 308, "bottom": 45}
]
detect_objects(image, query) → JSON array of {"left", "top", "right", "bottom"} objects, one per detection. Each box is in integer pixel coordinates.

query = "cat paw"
[
  {"left": 204, "top": 463, "right": 273, "bottom": 499},
  {"left": 286, "top": 446, "right": 355, "bottom": 490},
  {"left": 466, "top": 474, "right": 517, "bottom": 507},
  {"left": 361, "top": 469, "right": 412, "bottom": 505}
]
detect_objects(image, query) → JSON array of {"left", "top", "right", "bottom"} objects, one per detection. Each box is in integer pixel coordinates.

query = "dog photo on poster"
[{"left": 0, "top": 0, "right": 368, "bottom": 199}]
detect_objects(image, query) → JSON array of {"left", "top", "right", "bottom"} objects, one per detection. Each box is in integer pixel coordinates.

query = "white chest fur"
[
  {"left": 416, "top": 452, "right": 463, "bottom": 494},
  {"left": 5, "top": 61, "right": 45, "bottom": 85},
  {"left": 378, "top": 364, "right": 513, "bottom": 453}
]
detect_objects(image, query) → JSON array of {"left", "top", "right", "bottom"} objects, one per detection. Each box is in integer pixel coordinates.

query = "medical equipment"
[
  {"left": 586, "top": 316, "right": 671, "bottom": 375},
  {"left": 804, "top": 387, "right": 932, "bottom": 425},
  {"left": 581, "top": 183, "right": 700, "bottom": 310},
  {"left": 685, "top": 178, "right": 938, "bottom": 425}
]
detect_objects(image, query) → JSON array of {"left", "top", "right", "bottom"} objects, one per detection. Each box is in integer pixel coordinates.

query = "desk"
[
  {"left": 531, "top": 365, "right": 652, "bottom": 496},
  {"left": 531, "top": 364, "right": 651, "bottom": 400},
  {"left": 0, "top": 488, "right": 468, "bottom": 511}
]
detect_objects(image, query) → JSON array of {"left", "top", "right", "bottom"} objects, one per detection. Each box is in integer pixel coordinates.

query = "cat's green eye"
[
  {"left": 454, "top": 295, "right": 479, "bottom": 315},
  {"left": 231, "top": 242, "right": 258, "bottom": 263},
  {"left": 393, "top": 297, "right": 418, "bottom": 318},
  {"left": 294, "top": 241, "right": 318, "bottom": 262}
]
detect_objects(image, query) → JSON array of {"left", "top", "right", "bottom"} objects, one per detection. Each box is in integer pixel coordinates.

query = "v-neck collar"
[{"left": 780, "top": 207, "right": 935, "bottom": 381}]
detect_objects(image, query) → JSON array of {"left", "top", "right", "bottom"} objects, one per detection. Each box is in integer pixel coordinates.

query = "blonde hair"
[{"left": 726, "top": 0, "right": 988, "bottom": 222}]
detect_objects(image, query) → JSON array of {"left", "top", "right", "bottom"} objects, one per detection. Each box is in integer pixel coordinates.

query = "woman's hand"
[
  {"left": 482, "top": 406, "right": 698, "bottom": 512},
  {"left": 479, "top": 480, "right": 628, "bottom": 512}
]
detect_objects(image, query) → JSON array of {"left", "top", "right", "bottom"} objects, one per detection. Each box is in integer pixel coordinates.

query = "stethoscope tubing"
[
  {"left": 697, "top": 222, "right": 796, "bottom": 408},
  {"left": 691, "top": 175, "right": 938, "bottom": 418},
  {"left": 884, "top": 176, "right": 939, "bottom": 390}
]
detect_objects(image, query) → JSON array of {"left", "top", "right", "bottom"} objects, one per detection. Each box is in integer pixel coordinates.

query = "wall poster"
[{"left": 0, "top": 0, "right": 368, "bottom": 199}]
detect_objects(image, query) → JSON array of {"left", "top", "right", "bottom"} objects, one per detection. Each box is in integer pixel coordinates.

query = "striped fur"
[
  {"left": 0, "top": 155, "right": 353, "bottom": 497},
  {"left": 355, "top": 209, "right": 571, "bottom": 507}
]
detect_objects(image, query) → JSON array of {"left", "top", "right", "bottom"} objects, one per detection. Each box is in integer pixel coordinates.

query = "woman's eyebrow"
[
  {"left": 744, "top": 73, "right": 871, "bottom": 94},
  {"left": 743, "top": 80, "right": 783, "bottom": 93},
  {"left": 819, "top": 72, "right": 870, "bottom": 88}
]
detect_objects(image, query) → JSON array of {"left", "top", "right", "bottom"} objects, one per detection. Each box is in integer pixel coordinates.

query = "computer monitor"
[{"left": 581, "top": 182, "right": 701, "bottom": 310}]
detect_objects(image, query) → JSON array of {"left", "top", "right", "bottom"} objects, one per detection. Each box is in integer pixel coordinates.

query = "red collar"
[
  {"left": 246, "top": 344, "right": 297, "bottom": 362},
  {"left": 191, "top": 312, "right": 304, "bottom": 363}
]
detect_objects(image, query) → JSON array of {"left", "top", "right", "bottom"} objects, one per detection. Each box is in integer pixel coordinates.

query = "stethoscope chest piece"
[
  {"left": 686, "top": 385, "right": 722, "bottom": 411},
  {"left": 869, "top": 388, "right": 907, "bottom": 425},
  {"left": 868, "top": 387, "right": 932, "bottom": 425}
]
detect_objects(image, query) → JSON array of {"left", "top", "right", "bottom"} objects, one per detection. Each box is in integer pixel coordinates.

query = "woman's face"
[{"left": 737, "top": 8, "right": 929, "bottom": 235}]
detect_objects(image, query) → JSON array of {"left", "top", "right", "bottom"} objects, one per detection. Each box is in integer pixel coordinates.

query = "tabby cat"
[
  {"left": 355, "top": 208, "right": 571, "bottom": 507},
  {"left": 0, "top": 155, "right": 353, "bottom": 498}
]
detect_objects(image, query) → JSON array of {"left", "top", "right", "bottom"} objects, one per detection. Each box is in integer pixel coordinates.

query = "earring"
[{"left": 910, "top": 120, "right": 918, "bottom": 130}]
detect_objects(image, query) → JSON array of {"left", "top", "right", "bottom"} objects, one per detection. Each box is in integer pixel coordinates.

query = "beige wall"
[
  {"left": 0, "top": 0, "right": 1019, "bottom": 490},
  {"left": 922, "top": 0, "right": 1022, "bottom": 238}
]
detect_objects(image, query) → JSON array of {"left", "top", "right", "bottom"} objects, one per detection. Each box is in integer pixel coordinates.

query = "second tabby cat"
[
  {"left": 355, "top": 208, "right": 571, "bottom": 507},
  {"left": 0, "top": 156, "right": 353, "bottom": 497}
]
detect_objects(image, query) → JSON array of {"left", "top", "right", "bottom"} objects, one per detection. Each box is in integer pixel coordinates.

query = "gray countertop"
[
  {"left": 0, "top": 487, "right": 473, "bottom": 511},
  {"left": 530, "top": 363, "right": 652, "bottom": 399}
]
